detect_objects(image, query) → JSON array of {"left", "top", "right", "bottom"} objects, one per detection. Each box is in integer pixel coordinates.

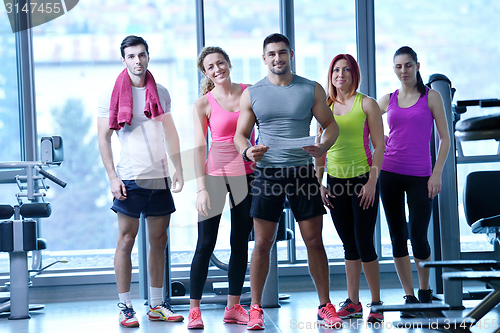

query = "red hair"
[{"left": 326, "top": 54, "right": 360, "bottom": 106}]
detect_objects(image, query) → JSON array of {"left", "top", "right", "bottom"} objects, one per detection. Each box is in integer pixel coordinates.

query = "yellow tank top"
[{"left": 326, "top": 93, "right": 372, "bottom": 179}]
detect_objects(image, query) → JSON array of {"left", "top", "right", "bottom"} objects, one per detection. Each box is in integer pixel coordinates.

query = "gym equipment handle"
[{"left": 36, "top": 167, "right": 67, "bottom": 188}]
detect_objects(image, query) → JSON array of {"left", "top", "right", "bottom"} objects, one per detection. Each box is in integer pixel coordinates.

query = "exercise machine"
[
  {"left": 137, "top": 200, "right": 294, "bottom": 308},
  {"left": 425, "top": 99, "right": 500, "bottom": 331},
  {"left": 0, "top": 136, "right": 66, "bottom": 319}
]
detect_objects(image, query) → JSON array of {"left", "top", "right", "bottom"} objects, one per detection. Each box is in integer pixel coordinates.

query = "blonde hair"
[{"left": 197, "top": 46, "right": 231, "bottom": 96}]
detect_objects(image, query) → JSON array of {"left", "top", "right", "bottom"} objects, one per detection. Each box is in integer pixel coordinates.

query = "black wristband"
[{"left": 242, "top": 147, "right": 251, "bottom": 162}]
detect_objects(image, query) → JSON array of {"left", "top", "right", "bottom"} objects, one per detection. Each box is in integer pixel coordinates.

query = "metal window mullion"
[
  {"left": 355, "top": 0, "right": 376, "bottom": 98},
  {"left": 279, "top": 0, "right": 297, "bottom": 263},
  {"left": 356, "top": 0, "right": 382, "bottom": 257},
  {"left": 195, "top": 0, "right": 210, "bottom": 156},
  {"left": 196, "top": 0, "right": 205, "bottom": 84},
  {"left": 14, "top": 0, "right": 38, "bottom": 162},
  {"left": 279, "top": 0, "right": 295, "bottom": 74},
  {"left": 14, "top": 1, "right": 41, "bottom": 250}
]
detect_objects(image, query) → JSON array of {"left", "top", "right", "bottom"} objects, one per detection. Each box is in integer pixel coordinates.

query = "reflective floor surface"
[{"left": 1, "top": 288, "right": 499, "bottom": 332}]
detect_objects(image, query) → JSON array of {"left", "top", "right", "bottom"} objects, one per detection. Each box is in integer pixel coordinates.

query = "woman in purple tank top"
[
  {"left": 378, "top": 46, "right": 450, "bottom": 315},
  {"left": 189, "top": 47, "right": 254, "bottom": 329}
]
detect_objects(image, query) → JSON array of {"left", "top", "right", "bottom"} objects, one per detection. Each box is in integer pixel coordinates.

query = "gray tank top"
[{"left": 249, "top": 74, "right": 315, "bottom": 168}]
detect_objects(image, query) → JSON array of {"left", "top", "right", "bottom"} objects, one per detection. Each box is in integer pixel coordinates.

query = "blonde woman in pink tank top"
[
  {"left": 189, "top": 46, "right": 254, "bottom": 329},
  {"left": 378, "top": 46, "right": 450, "bottom": 315}
]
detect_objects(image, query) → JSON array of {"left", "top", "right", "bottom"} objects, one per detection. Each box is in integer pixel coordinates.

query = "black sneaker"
[
  {"left": 400, "top": 295, "right": 419, "bottom": 318},
  {"left": 418, "top": 289, "right": 433, "bottom": 303}
]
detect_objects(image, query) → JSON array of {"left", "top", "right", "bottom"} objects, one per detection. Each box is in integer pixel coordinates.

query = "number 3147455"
[{"left": 5, "top": 2, "right": 62, "bottom": 14}]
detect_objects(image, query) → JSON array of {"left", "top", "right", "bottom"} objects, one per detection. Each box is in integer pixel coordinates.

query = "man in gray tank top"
[{"left": 234, "top": 33, "right": 341, "bottom": 330}]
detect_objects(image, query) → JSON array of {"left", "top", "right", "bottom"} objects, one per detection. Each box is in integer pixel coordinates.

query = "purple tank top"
[{"left": 381, "top": 87, "right": 434, "bottom": 177}]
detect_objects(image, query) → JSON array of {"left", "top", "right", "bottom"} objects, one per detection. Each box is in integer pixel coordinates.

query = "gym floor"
[{"left": 1, "top": 288, "right": 498, "bottom": 333}]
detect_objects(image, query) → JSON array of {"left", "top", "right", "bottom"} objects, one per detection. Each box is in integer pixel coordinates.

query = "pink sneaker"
[
  {"left": 223, "top": 304, "right": 248, "bottom": 324},
  {"left": 317, "top": 303, "right": 343, "bottom": 328},
  {"left": 367, "top": 311, "right": 384, "bottom": 323},
  {"left": 187, "top": 307, "right": 204, "bottom": 329},
  {"left": 337, "top": 298, "right": 363, "bottom": 319},
  {"left": 247, "top": 304, "right": 265, "bottom": 330},
  {"left": 367, "top": 301, "right": 384, "bottom": 323}
]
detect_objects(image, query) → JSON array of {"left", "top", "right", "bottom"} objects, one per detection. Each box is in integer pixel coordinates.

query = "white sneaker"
[
  {"left": 118, "top": 302, "right": 139, "bottom": 328},
  {"left": 148, "top": 301, "right": 184, "bottom": 322}
]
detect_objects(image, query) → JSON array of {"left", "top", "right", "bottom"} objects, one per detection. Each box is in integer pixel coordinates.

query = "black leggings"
[
  {"left": 379, "top": 170, "right": 432, "bottom": 259},
  {"left": 326, "top": 173, "right": 378, "bottom": 262},
  {"left": 189, "top": 174, "right": 253, "bottom": 299}
]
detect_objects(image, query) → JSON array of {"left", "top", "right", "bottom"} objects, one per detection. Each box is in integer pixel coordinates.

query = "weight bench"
[
  {"left": 439, "top": 204, "right": 500, "bottom": 332},
  {"left": 470, "top": 214, "right": 500, "bottom": 246},
  {"left": 419, "top": 170, "right": 500, "bottom": 331},
  {"left": 370, "top": 302, "right": 451, "bottom": 318},
  {"left": 0, "top": 137, "right": 66, "bottom": 319},
  {"left": 371, "top": 302, "right": 476, "bottom": 332},
  {"left": 454, "top": 99, "right": 500, "bottom": 164},
  {"left": 0, "top": 202, "right": 51, "bottom": 319},
  {"left": 442, "top": 272, "right": 500, "bottom": 333}
]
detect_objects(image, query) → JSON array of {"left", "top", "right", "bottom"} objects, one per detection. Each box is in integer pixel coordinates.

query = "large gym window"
[
  {"left": 30, "top": 0, "right": 197, "bottom": 270},
  {"left": 0, "top": 10, "right": 21, "bottom": 274},
  {"left": 3, "top": 0, "right": 499, "bottom": 285},
  {"left": 192, "top": 0, "right": 280, "bottom": 265},
  {"left": 293, "top": 0, "right": 356, "bottom": 261}
]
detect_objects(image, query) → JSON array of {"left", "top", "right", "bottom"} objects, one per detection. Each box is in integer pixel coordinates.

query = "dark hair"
[
  {"left": 326, "top": 54, "right": 360, "bottom": 106},
  {"left": 197, "top": 46, "right": 231, "bottom": 96},
  {"left": 120, "top": 35, "right": 149, "bottom": 58},
  {"left": 394, "top": 46, "right": 426, "bottom": 97},
  {"left": 263, "top": 33, "right": 291, "bottom": 53}
]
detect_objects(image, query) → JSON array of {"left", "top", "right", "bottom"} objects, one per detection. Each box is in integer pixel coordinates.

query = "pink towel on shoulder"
[{"left": 109, "top": 69, "right": 165, "bottom": 130}]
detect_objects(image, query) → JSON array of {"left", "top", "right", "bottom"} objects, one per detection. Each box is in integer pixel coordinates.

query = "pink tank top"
[
  {"left": 382, "top": 87, "right": 434, "bottom": 177},
  {"left": 205, "top": 83, "right": 255, "bottom": 176}
]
